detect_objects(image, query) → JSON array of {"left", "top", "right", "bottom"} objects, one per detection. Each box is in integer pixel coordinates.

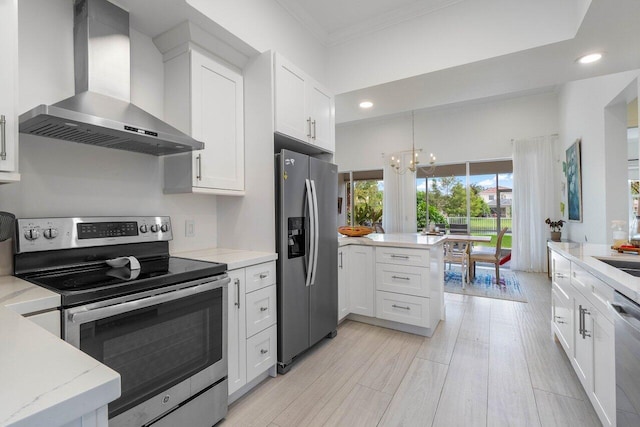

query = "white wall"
[
  {"left": 335, "top": 91, "right": 559, "bottom": 172},
  {"left": 0, "top": 0, "right": 218, "bottom": 256},
  {"left": 558, "top": 69, "right": 640, "bottom": 244},
  {"left": 187, "top": 0, "right": 328, "bottom": 86},
  {"left": 327, "top": 0, "right": 586, "bottom": 94}
]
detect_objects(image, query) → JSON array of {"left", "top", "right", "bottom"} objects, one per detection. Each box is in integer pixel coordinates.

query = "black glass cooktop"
[{"left": 19, "top": 256, "right": 227, "bottom": 307}]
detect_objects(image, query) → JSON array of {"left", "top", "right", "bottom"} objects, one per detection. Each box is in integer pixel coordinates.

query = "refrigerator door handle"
[
  {"left": 310, "top": 179, "right": 320, "bottom": 286},
  {"left": 305, "top": 179, "right": 315, "bottom": 288}
]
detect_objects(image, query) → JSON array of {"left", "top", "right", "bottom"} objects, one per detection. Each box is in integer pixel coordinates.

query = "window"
[
  {"left": 417, "top": 160, "right": 512, "bottom": 249},
  {"left": 342, "top": 170, "right": 384, "bottom": 227}
]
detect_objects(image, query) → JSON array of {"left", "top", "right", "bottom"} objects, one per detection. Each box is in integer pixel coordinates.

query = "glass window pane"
[{"left": 354, "top": 179, "right": 384, "bottom": 226}]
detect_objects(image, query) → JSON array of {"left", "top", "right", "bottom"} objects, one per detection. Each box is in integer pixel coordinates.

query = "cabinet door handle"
[
  {"left": 578, "top": 305, "right": 583, "bottom": 336},
  {"left": 392, "top": 304, "right": 410, "bottom": 310},
  {"left": 391, "top": 254, "right": 409, "bottom": 259},
  {"left": 260, "top": 306, "right": 268, "bottom": 312},
  {"left": 259, "top": 272, "right": 269, "bottom": 279},
  {"left": 0, "top": 115, "right": 6, "bottom": 161},
  {"left": 307, "top": 117, "right": 312, "bottom": 138},
  {"left": 391, "top": 275, "right": 410, "bottom": 281},
  {"left": 196, "top": 154, "right": 202, "bottom": 181},
  {"left": 339, "top": 252, "right": 343, "bottom": 269},
  {"left": 311, "top": 119, "right": 316, "bottom": 140},
  {"left": 582, "top": 307, "right": 591, "bottom": 338},
  {"left": 234, "top": 278, "right": 240, "bottom": 308},
  {"left": 260, "top": 349, "right": 268, "bottom": 355}
]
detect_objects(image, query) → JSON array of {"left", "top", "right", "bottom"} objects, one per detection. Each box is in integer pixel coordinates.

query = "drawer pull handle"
[
  {"left": 260, "top": 306, "right": 268, "bottom": 312},
  {"left": 0, "top": 115, "right": 6, "bottom": 161},
  {"left": 259, "top": 273, "right": 269, "bottom": 279},
  {"left": 392, "top": 304, "right": 411, "bottom": 310},
  {"left": 391, "top": 275, "right": 410, "bottom": 281},
  {"left": 260, "top": 349, "right": 268, "bottom": 354},
  {"left": 556, "top": 273, "right": 566, "bottom": 278},
  {"left": 391, "top": 254, "right": 409, "bottom": 259}
]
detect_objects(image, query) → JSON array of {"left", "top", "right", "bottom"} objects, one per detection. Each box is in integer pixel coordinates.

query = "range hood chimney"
[{"left": 19, "top": 0, "right": 204, "bottom": 156}]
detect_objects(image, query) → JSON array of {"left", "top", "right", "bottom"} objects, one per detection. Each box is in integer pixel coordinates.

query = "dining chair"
[
  {"left": 469, "top": 227, "right": 508, "bottom": 284},
  {"left": 444, "top": 241, "right": 470, "bottom": 287}
]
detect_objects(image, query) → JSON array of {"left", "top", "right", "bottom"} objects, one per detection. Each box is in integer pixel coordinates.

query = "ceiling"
[{"left": 275, "top": 0, "right": 463, "bottom": 46}]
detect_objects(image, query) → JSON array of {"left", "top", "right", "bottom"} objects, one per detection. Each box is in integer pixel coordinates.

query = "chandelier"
[{"left": 389, "top": 111, "right": 436, "bottom": 175}]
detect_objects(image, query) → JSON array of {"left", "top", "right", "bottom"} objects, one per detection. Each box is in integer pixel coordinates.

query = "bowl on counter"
[{"left": 338, "top": 226, "right": 373, "bottom": 237}]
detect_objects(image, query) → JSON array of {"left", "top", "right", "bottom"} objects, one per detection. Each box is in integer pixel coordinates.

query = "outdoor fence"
[{"left": 446, "top": 217, "right": 512, "bottom": 234}]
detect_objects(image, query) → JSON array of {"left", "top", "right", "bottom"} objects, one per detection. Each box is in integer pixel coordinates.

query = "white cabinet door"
[
  {"left": 227, "top": 269, "right": 246, "bottom": 395},
  {"left": 273, "top": 53, "right": 335, "bottom": 153},
  {"left": 274, "top": 55, "right": 309, "bottom": 142},
  {"left": 163, "top": 48, "right": 244, "bottom": 195},
  {"left": 0, "top": 0, "right": 18, "bottom": 178},
  {"left": 308, "top": 82, "right": 335, "bottom": 153},
  {"left": 338, "top": 247, "right": 349, "bottom": 321},
  {"left": 349, "top": 246, "right": 375, "bottom": 317},
  {"left": 573, "top": 292, "right": 593, "bottom": 392},
  {"left": 191, "top": 51, "right": 244, "bottom": 192},
  {"left": 592, "top": 310, "right": 615, "bottom": 426}
]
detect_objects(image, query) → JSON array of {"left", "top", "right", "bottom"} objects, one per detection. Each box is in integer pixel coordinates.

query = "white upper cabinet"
[
  {"left": 163, "top": 47, "right": 244, "bottom": 195},
  {"left": 274, "top": 53, "right": 335, "bottom": 153},
  {"left": 0, "top": 0, "right": 19, "bottom": 182}
]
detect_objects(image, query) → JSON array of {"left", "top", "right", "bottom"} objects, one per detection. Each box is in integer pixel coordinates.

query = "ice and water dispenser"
[{"left": 288, "top": 217, "right": 305, "bottom": 258}]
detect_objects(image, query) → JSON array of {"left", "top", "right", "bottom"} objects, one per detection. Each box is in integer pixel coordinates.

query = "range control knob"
[
  {"left": 139, "top": 224, "right": 148, "bottom": 233},
  {"left": 150, "top": 224, "right": 160, "bottom": 233},
  {"left": 24, "top": 228, "right": 40, "bottom": 241},
  {"left": 160, "top": 224, "right": 170, "bottom": 232},
  {"left": 43, "top": 228, "right": 58, "bottom": 239}
]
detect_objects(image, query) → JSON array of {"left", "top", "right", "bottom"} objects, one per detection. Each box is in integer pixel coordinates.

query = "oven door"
[{"left": 64, "top": 275, "right": 228, "bottom": 422}]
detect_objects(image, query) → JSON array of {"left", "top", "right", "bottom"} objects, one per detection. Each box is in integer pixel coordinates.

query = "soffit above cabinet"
[{"left": 113, "top": 0, "right": 258, "bottom": 69}]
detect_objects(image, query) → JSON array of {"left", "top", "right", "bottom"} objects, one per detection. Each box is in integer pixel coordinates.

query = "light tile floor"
[{"left": 221, "top": 272, "right": 601, "bottom": 426}]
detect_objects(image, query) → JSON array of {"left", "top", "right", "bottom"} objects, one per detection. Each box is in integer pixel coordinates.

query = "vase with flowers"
[{"left": 545, "top": 218, "right": 565, "bottom": 242}]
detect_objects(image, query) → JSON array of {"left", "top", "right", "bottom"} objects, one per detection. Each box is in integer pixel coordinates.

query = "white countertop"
[
  {"left": 548, "top": 241, "right": 640, "bottom": 304},
  {"left": 0, "top": 276, "right": 120, "bottom": 427},
  {"left": 340, "top": 233, "right": 447, "bottom": 249},
  {"left": 175, "top": 247, "right": 278, "bottom": 270}
]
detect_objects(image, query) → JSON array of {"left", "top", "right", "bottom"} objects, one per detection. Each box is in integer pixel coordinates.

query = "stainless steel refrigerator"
[{"left": 275, "top": 149, "right": 338, "bottom": 374}]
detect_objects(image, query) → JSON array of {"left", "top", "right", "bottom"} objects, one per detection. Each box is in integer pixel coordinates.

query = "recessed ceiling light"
[
  {"left": 577, "top": 53, "right": 603, "bottom": 64},
  {"left": 359, "top": 101, "right": 373, "bottom": 109}
]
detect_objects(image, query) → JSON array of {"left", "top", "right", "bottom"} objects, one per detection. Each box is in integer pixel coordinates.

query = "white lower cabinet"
[
  {"left": 550, "top": 250, "right": 616, "bottom": 427},
  {"left": 338, "top": 243, "right": 441, "bottom": 335},
  {"left": 227, "top": 261, "right": 277, "bottom": 399},
  {"left": 348, "top": 246, "right": 375, "bottom": 317}
]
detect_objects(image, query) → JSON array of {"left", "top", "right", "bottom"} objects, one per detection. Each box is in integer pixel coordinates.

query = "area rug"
[{"left": 444, "top": 266, "right": 527, "bottom": 302}]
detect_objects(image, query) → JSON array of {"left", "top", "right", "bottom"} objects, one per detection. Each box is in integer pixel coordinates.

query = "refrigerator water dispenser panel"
[{"left": 288, "top": 217, "right": 305, "bottom": 259}]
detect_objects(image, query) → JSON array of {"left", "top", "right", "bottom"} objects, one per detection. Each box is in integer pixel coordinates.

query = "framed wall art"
[{"left": 566, "top": 139, "right": 583, "bottom": 222}]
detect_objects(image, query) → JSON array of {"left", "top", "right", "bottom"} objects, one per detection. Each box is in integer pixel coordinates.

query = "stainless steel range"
[{"left": 14, "top": 216, "right": 229, "bottom": 427}]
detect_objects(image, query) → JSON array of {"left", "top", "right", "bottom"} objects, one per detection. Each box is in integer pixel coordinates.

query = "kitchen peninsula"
[{"left": 338, "top": 233, "right": 446, "bottom": 337}]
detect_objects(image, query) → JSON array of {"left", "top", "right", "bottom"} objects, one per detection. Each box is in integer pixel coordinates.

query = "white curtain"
[
  {"left": 383, "top": 162, "right": 402, "bottom": 233},
  {"left": 511, "top": 136, "right": 556, "bottom": 272},
  {"left": 383, "top": 153, "right": 417, "bottom": 233}
]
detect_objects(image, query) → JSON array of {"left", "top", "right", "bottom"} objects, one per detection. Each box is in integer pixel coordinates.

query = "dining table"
[{"left": 441, "top": 234, "right": 493, "bottom": 281}]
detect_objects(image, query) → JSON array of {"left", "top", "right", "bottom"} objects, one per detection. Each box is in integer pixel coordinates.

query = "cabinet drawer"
[
  {"left": 246, "top": 285, "right": 277, "bottom": 338},
  {"left": 375, "top": 291, "right": 430, "bottom": 328},
  {"left": 551, "top": 251, "right": 571, "bottom": 289},
  {"left": 246, "top": 324, "right": 277, "bottom": 382},
  {"left": 376, "top": 263, "right": 429, "bottom": 297},
  {"left": 245, "top": 262, "right": 276, "bottom": 293},
  {"left": 376, "top": 247, "right": 429, "bottom": 267},
  {"left": 571, "top": 263, "right": 615, "bottom": 323}
]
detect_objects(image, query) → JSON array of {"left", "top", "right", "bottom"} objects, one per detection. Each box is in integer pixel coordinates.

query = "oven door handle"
[{"left": 70, "top": 277, "right": 230, "bottom": 324}]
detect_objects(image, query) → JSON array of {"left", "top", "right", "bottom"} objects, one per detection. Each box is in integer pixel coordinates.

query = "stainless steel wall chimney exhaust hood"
[{"left": 19, "top": 0, "right": 204, "bottom": 156}]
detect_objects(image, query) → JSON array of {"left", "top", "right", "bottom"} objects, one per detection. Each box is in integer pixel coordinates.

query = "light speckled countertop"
[
  {"left": 548, "top": 241, "right": 640, "bottom": 303},
  {"left": 175, "top": 247, "right": 278, "bottom": 270},
  {"left": 0, "top": 276, "right": 120, "bottom": 427},
  {"left": 340, "top": 233, "right": 447, "bottom": 249}
]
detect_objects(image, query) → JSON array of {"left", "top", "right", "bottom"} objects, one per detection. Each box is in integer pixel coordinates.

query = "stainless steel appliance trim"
[
  {"left": 69, "top": 276, "right": 229, "bottom": 324},
  {"left": 310, "top": 179, "right": 319, "bottom": 286},
  {"left": 16, "top": 216, "right": 172, "bottom": 253},
  {"left": 305, "top": 178, "right": 314, "bottom": 288},
  {"left": 0, "top": 114, "right": 6, "bottom": 160},
  {"left": 611, "top": 302, "right": 640, "bottom": 340}
]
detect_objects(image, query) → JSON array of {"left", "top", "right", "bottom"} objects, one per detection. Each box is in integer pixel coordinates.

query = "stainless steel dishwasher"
[{"left": 611, "top": 291, "right": 640, "bottom": 426}]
